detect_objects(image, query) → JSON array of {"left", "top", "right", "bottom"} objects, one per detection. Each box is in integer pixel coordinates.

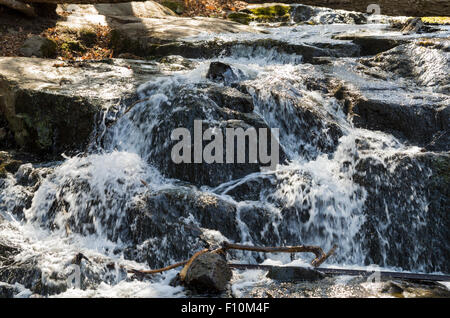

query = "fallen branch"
[
  {"left": 126, "top": 242, "right": 337, "bottom": 277},
  {"left": 0, "top": 0, "right": 36, "bottom": 17},
  {"left": 179, "top": 248, "right": 209, "bottom": 281},
  {"left": 128, "top": 260, "right": 188, "bottom": 276},
  {"left": 222, "top": 242, "right": 337, "bottom": 267},
  {"left": 311, "top": 244, "right": 337, "bottom": 267}
]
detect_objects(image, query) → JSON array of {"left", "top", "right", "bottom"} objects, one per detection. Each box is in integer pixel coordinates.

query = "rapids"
[{"left": 0, "top": 13, "right": 449, "bottom": 297}]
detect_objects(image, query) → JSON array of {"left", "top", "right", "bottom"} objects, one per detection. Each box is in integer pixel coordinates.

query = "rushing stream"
[{"left": 1, "top": 11, "right": 449, "bottom": 297}]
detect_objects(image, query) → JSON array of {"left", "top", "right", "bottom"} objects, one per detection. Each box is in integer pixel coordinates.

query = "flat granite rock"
[{"left": 0, "top": 57, "right": 158, "bottom": 157}]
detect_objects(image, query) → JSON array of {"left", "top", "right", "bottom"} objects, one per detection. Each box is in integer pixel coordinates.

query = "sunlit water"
[{"left": 0, "top": 20, "right": 449, "bottom": 297}]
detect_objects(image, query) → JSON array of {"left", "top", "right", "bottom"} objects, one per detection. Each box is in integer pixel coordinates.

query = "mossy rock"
[
  {"left": 248, "top": 5, "right": 291, "bottom": 18},
  {"left": 228, "top": 12, "right": 252, "bottom": 25},
  {"left": 229, "top": 5, "right": 291, "bottom": 24},
  {"left": 161, "top": 1, "right": 184, "bottom": 15},
  {"left": 421, "top": 17, "right": 450, "bottom": 25},
  {"left": 109, "top": 30, "right": 143, "bottom": 56},
  {"left": 61, "top": 40, "right": 86, "bottom": 53},
  {"left": 40, "top": 38, "right": 58, "bottom": 58},
  {"left": 78, "top": 28, "right": 97, "bottom": 47},
  {"left": 19, "top": 36, "right": 57, "bottom": 58}
]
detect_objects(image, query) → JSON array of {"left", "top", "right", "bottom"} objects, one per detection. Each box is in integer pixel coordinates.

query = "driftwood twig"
[
  {"left": 179, "top": 248, "right": 209, "bottom": 282},
  {"left": 222, "top": 242, "right": 337, "bottom": 267}
]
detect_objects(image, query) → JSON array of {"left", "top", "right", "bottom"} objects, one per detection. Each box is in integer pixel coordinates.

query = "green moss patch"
[
  {"left": 228, "top": 5, "right": 291, "bottom": 25},
  {"left": 161, "top": 1, "right": 185, "bottom": 15},
  {"left": 421, "top": 17, "right": 450, "bottom": 25},
  {"left": 61, "top": 40, "right": 86, "bottom": 53},
  {"left": 228, "top": 12, "right": 252, "bottom": 25}
]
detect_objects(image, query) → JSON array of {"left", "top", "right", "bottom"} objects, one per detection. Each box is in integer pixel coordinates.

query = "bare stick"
[
  {"left": 222, "top": 242, "right": 337, "bottom": 267},
  {"left": 127, "top": 260, "right": 188, "bottom": 275},
  {"left": 179, "top": 248, "right": 209, "bottom": 282},
  {"left": 311, "top": 245, "right": 337, "bottom": 267}
]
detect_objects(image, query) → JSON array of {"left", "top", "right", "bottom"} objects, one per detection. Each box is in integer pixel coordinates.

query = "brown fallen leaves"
[
  {"left": 43, "top": 25, "right": 113, "bottom": 61},
  {"left": 155, "top": 0, "right": 248, "bottom": 17}
]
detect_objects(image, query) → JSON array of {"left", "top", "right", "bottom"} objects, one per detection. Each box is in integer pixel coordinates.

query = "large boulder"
[
  {"left": 0, "top": 57, "right": 157, "bottom": 157},
  {"left": 104, "top": 66, "right": 286, "bottom": 187},
  {"left": 353, "top": 151, "right": 450, "bottom": 273},
  {"left": 125, "top": 187, "right": 240, "bottom": 268}
]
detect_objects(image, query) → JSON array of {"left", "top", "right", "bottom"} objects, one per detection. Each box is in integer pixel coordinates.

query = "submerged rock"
[
  {"left": 359, "top": 41, "right": 450, "bottom": 93},
  {"left": 232, "top": 270, "right": 450, "bottom": 298},
  {"left": 333, "top": 33, "right": 407, "bottom": 56},
  {"left": 202, "top": 86, "right": 254, "bottom": 113}
]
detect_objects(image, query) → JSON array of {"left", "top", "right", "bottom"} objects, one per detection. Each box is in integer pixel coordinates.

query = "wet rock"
[
  {"left": 19, "top": 36, "right": 57, "bottom": 58},
  {"left": 206, "top": 62, "right": 239, "bottom": 84},
  {"left": 291, "top": 4, "right": 367, "bottom": 25},
  {"left": 184, "top": 252, "right": 232, "bottom": 294},
  {"left": 0, "top": 283, "right": 19, "bottom": 298},
  {"left": 359, "top": 41, "right": 450, "bottom": 93},
  {"left": 266, "top": 266, "right": 325, "bottom": 282},
  {"left": 242, "top": 66, "right": 344, "bottom": 159},
  {"left": 353, "top": 151, "right": 450, "bottom": 272},
  {"left": 0, "top": 57, "right": 157, "bottom": 157},
  {"left": 329, "top": 51, "right": 449, "bottom": 149},
  {"left": 158, "top": 55, "right": 198, "bottom": 71},
  {"left": 333, "top": 33, "right": 407, "bottom": 56},
  {"left": 228, "top": 39, "right": 359, "bottom": 64},
  {"left": 201, "top": 86, "right": 254, "bottom": 113},
  {"left": 111, "top": 81, "right": 285, "bottom": 187},
  {"left": 398, "top": 18, "right": 440, "bottom": 34},
  {"left": 0, "top": 151, "right": 22, "bottom": 179},
  {"left": 125, "top": 187, "right": 240, "bottom": 268},
  {"left": 0, "top": 229, "right": 126, "bottom": 296},
  {"left": 380, "top": 280, "right": 450, "bottom": 298}
]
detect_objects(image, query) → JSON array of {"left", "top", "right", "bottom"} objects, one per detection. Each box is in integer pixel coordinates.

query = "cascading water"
[{"left": 0, "top": 18, "right": 449, "bottom": 297}]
